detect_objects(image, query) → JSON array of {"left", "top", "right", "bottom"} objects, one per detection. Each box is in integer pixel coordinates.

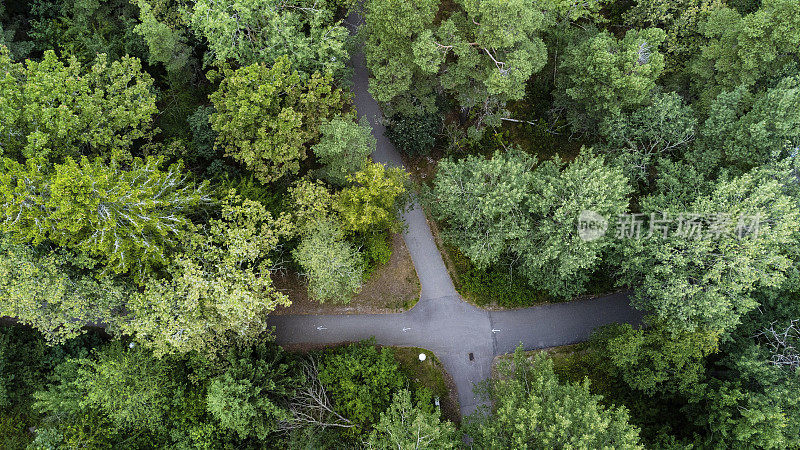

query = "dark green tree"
[
  {"left": 466, "top": 348, "right": 643, "bottom": 448},
  {"left": 206, "top": 343, "right": 300, "bottom": 440},
  {"left": 599, "top": 92, "right": 697, "bottom": 186},
  {"left": 690, "top": 0, "right": 800, "bottom": 104},
  {"left": 622, "top": 168, "right": 800, "bottom": 334},
  {"left": 312, "top": 116, "right": 374, "bottom": 186},
  {"left": 554, "top": 27, "right": 666, "bottom": 132},
  {"left": 318, "top": 342, "right": 406, "bottom": 433}
]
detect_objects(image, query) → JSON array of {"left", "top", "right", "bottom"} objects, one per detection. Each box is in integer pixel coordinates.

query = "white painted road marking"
[
  {"left": 402, "top": 327, "right": 411, "bottom": 332},
  {"left": 492, "top": 329, "right": 501, "bottom": 333},
  {"left": 316, "top": 326, "right": 327, "bottom": 331}
]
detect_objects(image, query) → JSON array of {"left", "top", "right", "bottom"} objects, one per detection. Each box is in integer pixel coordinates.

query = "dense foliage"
[
  {"left": 467, "top": 348, "right": 643, "bottom": 448},
  {"left": 1, "top": 0, "right": 799, "bottom": 446}
]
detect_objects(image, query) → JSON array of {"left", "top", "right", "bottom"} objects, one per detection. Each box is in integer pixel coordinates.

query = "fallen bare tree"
[{"left": 279, "top": 356, "right": 354, "bottom": 431}]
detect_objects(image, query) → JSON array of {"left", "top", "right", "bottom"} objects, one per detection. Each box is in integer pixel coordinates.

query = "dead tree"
[
  {"left": 279, "top": 356, "right": 354, "bottom": 431},
  {"left": 755, "top": 319, "right": 800, "bottom": 370}
]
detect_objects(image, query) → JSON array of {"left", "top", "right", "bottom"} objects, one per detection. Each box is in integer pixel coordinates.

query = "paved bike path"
[{"left": 268, "top": 12, "right": 643, "bottom": 418}]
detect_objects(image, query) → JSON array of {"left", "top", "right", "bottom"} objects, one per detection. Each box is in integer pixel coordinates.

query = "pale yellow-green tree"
[
  {"left": 122, "top": 192, "right": 294, "bottom": 356},
  {"left": 334, "top": 162, "right": 408, "bottom": 235},
  {"left": 0, "top": 47, "right": 157, "bottom": 163}
]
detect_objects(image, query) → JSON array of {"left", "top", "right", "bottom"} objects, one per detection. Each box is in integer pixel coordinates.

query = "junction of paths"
[{"left": 268, "top": 13, "right": 643, "bottom": 418}]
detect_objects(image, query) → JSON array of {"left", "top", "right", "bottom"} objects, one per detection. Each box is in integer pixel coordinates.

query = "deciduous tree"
[
  {"left": 209, "top": 58, "right": 346, "bottom": 182},
  {"left": 293, "top": 218, "right": 364, "bottom": 303},
  {"left": 206, "top": 343, "right": 299, "bottom": 439},
  {"left": 0, "top": 156, "right": 210, "bottom": 277},
  {"left": 622, "top": 168, "right": 800, "bottom": 334},
  {"left": 430, "top": 149, "right": 535, "bottom": 269},
  {"left": 122, "top": 193, "right": 294, "bottom": 356},
  {"left": 0, "top": 48, "right": 157, "bottom": 162},
  {"left": 555, "top": 27, "right": 666, "bottom": 132},
  {"left": 334, "top": 162, "right": 408, "bottom": 235},
  {"left": 599, "top": 92, "right": 696, "bottom": 186},
  {"left": 431, "top": 148, "right": 630, "bottom": 298},
  {"left": 591, "top": 323, "right": 719, "bottom": 396},
  {"left": 362, "top": 0, "right": 440, "bottom": 108},
  {"left": 522, "top": 150, "right": 631, "bottom": 298},
  {"left": 0, "top": 236, "right": 128, "bottom": 343},
  {"left": 366, "top": 389, "right": 458, "bottom": 449},
  {"left": 189, "top": 0, "right": 350, "bottom": 78},
  {"left": 690, "top": 0, "right": 800, "bottom": 104},
  {"left": 693, "top": 76, "right": 800, "bottom": 174},
  {"left": 317, "top": 342, "right": 406, "bottom": 433},
  {"left": 312, "top": 117, "right": 374, "bottom": 186},
  {"left": 467, "top": 348, "right": 643, "bottom": 449}
]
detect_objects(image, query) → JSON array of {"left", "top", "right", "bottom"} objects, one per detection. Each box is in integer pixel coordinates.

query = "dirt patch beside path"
[{"left": 272, "top": 233, "right": 420, "bottom": 315}]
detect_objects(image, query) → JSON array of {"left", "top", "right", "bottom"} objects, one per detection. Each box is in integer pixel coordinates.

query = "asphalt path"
[{"left": 268, "top": 12, "right": 644, "bottom": 418}]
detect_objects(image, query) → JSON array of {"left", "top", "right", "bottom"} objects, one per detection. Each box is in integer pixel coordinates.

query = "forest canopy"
[{"left": 1, "top": 0, "right": 799, "bottom": 447}]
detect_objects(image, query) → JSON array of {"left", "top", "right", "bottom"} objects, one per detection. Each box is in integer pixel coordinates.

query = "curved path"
[{"left": 268, "top": 13, "right": 643, "bottom": 418}]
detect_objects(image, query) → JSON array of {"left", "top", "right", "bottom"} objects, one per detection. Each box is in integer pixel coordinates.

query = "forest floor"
[
  {"left": 394, "top": 347, "right": 461, "bottom": 424},
  {"left": 272, "top": 233, "right": 421, "bottom": 315}
]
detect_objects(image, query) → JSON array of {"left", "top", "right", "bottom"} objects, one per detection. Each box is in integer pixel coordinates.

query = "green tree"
[
  {"left": 433, "top": 0, "right": 548, "bottom": 103},
  {"left": 591, "top": 323, "right": 719, "bottom": 396},
  {"left": 385, "top": 112, "right": 441, "bottom": 156},
  {"left": 690, "top": 0, "right": 800, "bottom": 104},
  {"left": 362, "top": 0, "right": 440, "bottom": 108},
  {"left": 645, "top": 158, "right": 712, "bottom": 211},
  {"left": 623, "top": 0, "right": 723, "bottom": 73},
  {"left": 30, "top": 340, "right": 225, "bottom": 448},
  {"left": 318, "top": 342, "right": 406, "bottom": 433},
  {"left": 123, "top": 193, "right": 294, "bottom": 356},
  {"left": 694, "top": 379, "right": 797, "bottom": 449},
  {"left": 521, "top": 150, "right": 631, "bottom": 298},
  {"left": 555, "top": 27, "right": 666, "bottom": 132},
  {"left": 209, "top": 58, "right": 347, "bottom": 182},
  {"left": 430, "top": 149, "right": 630, "bottom": 298},
  {"left": 293, "top": 219, "right": 364, "bottom": 303},
  {"left": 365, "top": 0, "right": 548, "bottom": 131},
  {"left": 0, "top": 236, "right": 128, "bottom": 343},
  {"left": 189, "top": 0, "right": 350, "bottom": 78},
  {"left": 693, "top": 76, "right": 800, "bottom": 174},
  {"left": 0, "top": 4, "right": 34, "bottom": 60},
  {"left": 312, "top": 116, "right": 374, "bottom": 186},
  {"left": 289, "top": 177, "right": 336, "bottom": 232},
  {"left": 334, "top": 162, "right": 408, "bottom": 235},
  {"left": 0, "top": 156, "right": 210, "bottom": 277},
  {"left": 622, "top": 168, "right": 800, "bottom": 334},
  {"left": 34, "top": 342, "right": 177, "bottom": 434},
  {"left": 28, "top": 0, "right": 147, "bottom": 63},
  {"left": 206, "top": 343, "right": 299, "bottom": 439},
  {"left": 0, "top": 48, "right": 157, "bottom": 162},
  {"left": 599, "top": 92, "right": 697, "bottom": 186},
  {"left": 467, "top": 348, "right": 643, "bottom": 449},
  {"left": 430, "top": 149, "right": 535, "bottom": 269},
  {"left": 366, "top": 389, "right": 458, "bottom": 449},
  {"left": 132, "top": 0, "right": 196, "bottom": 75}
]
